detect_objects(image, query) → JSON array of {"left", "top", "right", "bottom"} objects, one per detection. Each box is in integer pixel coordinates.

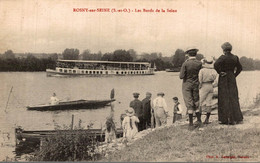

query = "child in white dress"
[{"left": 122, "top": 108, "right": 139, "bottom": 140}]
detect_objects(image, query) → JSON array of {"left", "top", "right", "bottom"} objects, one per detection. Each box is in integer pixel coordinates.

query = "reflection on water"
[{"left": 0, "top": 71, "right": 260, "bottom": 159}]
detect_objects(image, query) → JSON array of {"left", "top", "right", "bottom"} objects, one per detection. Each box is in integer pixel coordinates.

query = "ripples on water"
[{"left": 0, "top": 71, "right": 259, "bottom": 160}]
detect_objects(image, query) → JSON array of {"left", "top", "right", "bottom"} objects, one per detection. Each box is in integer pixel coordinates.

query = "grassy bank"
[
  {"left": 102, "top": 107, "right": 260, "bottom": 162},
  {"left": 102, "top": 125, "right": 260, "bottom": 162}
]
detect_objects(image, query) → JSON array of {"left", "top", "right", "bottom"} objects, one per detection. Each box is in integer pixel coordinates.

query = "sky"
[{"left": 0, "top": 0, "right": 259, "bottom": 59}]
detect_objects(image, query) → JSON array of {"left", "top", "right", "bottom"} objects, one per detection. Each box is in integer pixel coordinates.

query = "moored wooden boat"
[
  {"left": 27, "top": 99, "right": 115, "bottom": 111},
  {"left": 15, "top": 127, "right": 123, "bottom": 155}
]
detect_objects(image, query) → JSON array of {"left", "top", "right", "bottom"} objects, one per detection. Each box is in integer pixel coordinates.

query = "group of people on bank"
[
  {"left": 121, "top": 91, "right": 183, "bottom": 140},
  {"left": 181, "top": 42, "right": 243, "bottom": 130},
  {"left": 122, "top": 42, "right": 244, "bottom": 140}
]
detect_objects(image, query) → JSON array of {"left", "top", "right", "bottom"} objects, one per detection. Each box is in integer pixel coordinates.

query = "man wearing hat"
[
  {"left": 152, "top": 92, "right": 168, "bottom": 127},
  {"left": 199, "top": 57, "right": 218, "bottom": 124},
  {"left": 180, "top": 47, "right": 202, "bottom": 130},
  {"left": 142, "top": 92, "right": 152, "bottom": 129},
  {"left": 130, "top": 92, "right": 144, "bottom": 131}
]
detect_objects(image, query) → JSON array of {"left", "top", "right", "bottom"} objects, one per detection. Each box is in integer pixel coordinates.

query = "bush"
[{"left": 28, "top": 130, "right": 101, "bottom": 161}]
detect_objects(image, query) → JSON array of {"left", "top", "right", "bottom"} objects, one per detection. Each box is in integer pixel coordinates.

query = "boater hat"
[
  {"left": 185, "top": 47, "right": 199, "bottom": 54},
  {"left": 157, "top": 92, "right": 165, "bottom": 96},
  {"left": 126, "top": 107, "right": 135, "bottom": 116},
  {"left": 203, "top": 57, "right": 213, "bottom": 64}
]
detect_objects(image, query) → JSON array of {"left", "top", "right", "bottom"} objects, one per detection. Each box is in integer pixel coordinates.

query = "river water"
[{"left": 0, "top": 71, "right": 260, "bottom": 160}]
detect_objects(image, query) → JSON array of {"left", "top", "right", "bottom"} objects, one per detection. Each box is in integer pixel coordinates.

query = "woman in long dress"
[{"left": 214, "top": 42, "right": 243, "bottom": 125}]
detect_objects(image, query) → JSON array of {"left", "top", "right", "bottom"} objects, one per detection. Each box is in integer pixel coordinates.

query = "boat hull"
[
  {"left": 15, "top": 127, "right": 123, "bottom": 155},
  {"left": 46, "top": 68, "right": 154, "bottom": 77},
  {"left": 27, "top": 99, "right": 115, "bottom": 111}
]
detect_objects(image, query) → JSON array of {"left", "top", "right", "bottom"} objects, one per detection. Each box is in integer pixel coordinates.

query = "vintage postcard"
[{"left": 0, "top": 0, "right": 260, "bottom": 162}]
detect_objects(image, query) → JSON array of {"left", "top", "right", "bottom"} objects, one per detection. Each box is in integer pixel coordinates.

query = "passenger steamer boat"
[{"left": 46, "top": 60, "right": 155, "bottom": 76}]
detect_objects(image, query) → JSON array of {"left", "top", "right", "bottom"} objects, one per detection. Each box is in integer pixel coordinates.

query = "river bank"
[{"left": 100, "top": 103, "right": 260, "bottom": 162}]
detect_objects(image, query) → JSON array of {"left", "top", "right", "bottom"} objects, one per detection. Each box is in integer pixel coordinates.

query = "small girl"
[
  {"left": 104, "top": 115, "right": 116, "bottom": 143},
  {"left": 172, "top": 97, "right": 183, "bottom": 123},
  {"left": 122, "top": 107, "right": 139, "bottom": 140}
]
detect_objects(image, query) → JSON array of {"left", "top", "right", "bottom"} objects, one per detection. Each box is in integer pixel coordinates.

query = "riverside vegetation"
[
  {"left": 25, "top": 94, "right": 260, "bottom": 162},
  {"left": 1, "top": 48, "right": 260, "bottom": 72}
]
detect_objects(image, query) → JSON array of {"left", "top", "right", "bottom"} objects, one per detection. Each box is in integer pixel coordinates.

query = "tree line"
[{"left": 0, "top": 49, "right": 259, "bottom": 71}]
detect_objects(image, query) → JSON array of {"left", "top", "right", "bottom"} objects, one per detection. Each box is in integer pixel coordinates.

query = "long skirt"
[{"left": 218, "top": 72, "right": 243, "bottom": 124}]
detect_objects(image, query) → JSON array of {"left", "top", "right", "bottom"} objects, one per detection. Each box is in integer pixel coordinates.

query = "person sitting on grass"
[
  {"left": 172, "top": 97, "right": 183, "bottom": 123},
  {"left": 122, "top": 107, "right": 139, "bottom": 141}
]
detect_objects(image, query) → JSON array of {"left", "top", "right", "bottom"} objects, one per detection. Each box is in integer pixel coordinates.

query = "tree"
[
  {"left": 112, "top": 49, "right": 133, "bottom": 62},
  {"left": 62, "top": 48, "right": 79, "bottom": 60},
  {"left": 101, "top": 52, "right": 113, "bottom": 61},
  {"left": 127, "top": 49, "right": 137, "bottom": 61},
  {"left": 172, "top": 49, "right": 185, "bottom": 68},
  {"left": 81, "top": 49, "right": 92, "bottom": 60},
  {"left": 3, "top": 50, "right": 15, "bottom": 59},
  {"left": 240, "top": 56, "right": 254, "bottom": 70}
]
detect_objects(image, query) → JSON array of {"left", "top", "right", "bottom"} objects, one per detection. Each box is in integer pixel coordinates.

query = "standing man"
[
  {"left": 142, "top": 92, "right": 152, "bottom": 129},
  {"left": 153, "top": 92, "right": 168, "bottom": 128},
  {"left": 130, "top": 93, "right": 144, "bottom": 131},
  {"left": 179, "top": 47, "right": 202, "bottom": 130}
]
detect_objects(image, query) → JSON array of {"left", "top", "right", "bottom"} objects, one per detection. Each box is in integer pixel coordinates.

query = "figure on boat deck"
[{"left": 50, "top": 93, "right": 59, "bottom": 105}]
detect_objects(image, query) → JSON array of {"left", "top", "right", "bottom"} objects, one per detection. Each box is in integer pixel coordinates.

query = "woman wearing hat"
[
  {"left": 214, "top": 42, "right": 243, "bottom": 125},
  {"left": 198, "top": 57, "right": 218, "bottom": 124},
  {"left": 122, "top": 108, "right": 140, "bottom": 140}
]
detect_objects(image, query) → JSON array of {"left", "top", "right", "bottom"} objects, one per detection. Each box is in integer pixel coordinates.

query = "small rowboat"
[
  {"left": 27, "top": 99, "right": 115, "bottom": 111},
  {"left": 15, "top": 127, "right": 123, "bottom": 155}
]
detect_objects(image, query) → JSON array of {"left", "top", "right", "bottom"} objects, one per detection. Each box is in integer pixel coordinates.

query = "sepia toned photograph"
[{"left": 0, "top": 0, "right": 260, "bottom": 162}]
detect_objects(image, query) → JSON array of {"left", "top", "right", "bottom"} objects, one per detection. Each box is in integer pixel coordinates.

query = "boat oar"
[
  {"left": 5, "top": 86, "right": 13, "bottom": 113},
  {"left": 110, "top": 88, "right": 115, "bottom": 100}
]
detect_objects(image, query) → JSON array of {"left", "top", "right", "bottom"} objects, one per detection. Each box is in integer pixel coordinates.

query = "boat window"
[
  {"left": 142, "top": 71, "right": 144, "bottom": 74},
  {"left": 86, "top": 71, "right": 88, "bottom": 74},
  {"left": 69, "top": 70, "right": 72, "bottom": 73},
  {"left": 81, "top": 71, "right": 84, "bottom": 73},
  {"left": 137, "top": 71, "right": 138, "bottom": 74},
  {"left": 59, "top": 69, "right": 63, "bottom": 72},
  {"left": 121, "top": 72, "right": 124, "bottom": 74},
  {"left": 131, "top": 71, "right": 133, "bottom": 74},
  {"left": 116, "top": 72, "right": 119, "bottom": 74},
  {"left": 106, "top": 71, "right": 108, "bottom": 74},
  {"left": 93, "top": 71, "right": 96, "bottom": 74},
  {"left": 89, "top": 71, "right": 92, "bottom": 74},
  {"left": 100, "top": 71, "right": 103, "bottom": 74},
  {"left": 125, "top": 71, "right": 127, "bottom": 74},
  {"left": 97, "top": 71, "right": 99, "bottom": 74},
  {"left": 64, "top": 70, "right": 67, "bottom": 73},
  {"left": 73, "top": 70, "right": 76, "bottom": 73}
]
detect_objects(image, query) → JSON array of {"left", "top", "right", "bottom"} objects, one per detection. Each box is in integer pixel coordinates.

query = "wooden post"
[{"left": 71, "top": 114, "right": 74, "bottom": 130}]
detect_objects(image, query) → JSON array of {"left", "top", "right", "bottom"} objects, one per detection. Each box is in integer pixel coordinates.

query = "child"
[
  {"left": 122, "top": 107, "right": 139, "bottom": 140},
  {"left": 172, "top": 97, "right": 183, "bottom": 123},
  {"left": 104, "top": 115, "right": 116, "bottom": 143}
]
